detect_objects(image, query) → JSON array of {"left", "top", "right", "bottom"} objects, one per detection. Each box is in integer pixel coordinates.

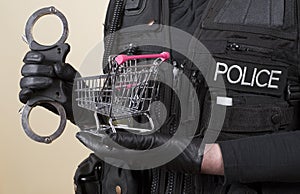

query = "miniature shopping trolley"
[{"left": 75, "top": 52, "right": 170, "bottom": 133}]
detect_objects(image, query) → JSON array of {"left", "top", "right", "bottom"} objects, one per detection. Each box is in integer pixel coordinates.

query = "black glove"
[
  {"left": 76, "top": 131, "right": 204, "bottom": 174},
  {"left": 19, "top": 51, "right": 95, "bottom": 129}
]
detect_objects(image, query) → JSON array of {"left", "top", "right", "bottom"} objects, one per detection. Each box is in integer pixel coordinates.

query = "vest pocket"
[
  {"left": 104, "top": 0, "right": 164, "bottom": 34},
  {"left": 201, "top": 91, "right": 294, "bottom": 135},
  {"left": 222, "top": 98, "right": 294, "bottom": 133},
  {"left": 203, "top": 54, "right": 293, "bottom": 134},
  {"left": 200, "top": 0, "right": 297, "bottom": 39},
  {"left": 123, "top": 0, "right": 161, "bottom": 28}
]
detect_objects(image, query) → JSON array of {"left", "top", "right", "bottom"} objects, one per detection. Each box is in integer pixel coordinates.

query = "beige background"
[{"left": 0, "top": 1, "right": 110, "bottom": 193}]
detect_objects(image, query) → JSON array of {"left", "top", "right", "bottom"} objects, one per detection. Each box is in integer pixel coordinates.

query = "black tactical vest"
[
  {"left": 74, "top": 0, "right": 300, "bottom": 193},
  {"left": 198, "top": 0, "right": 300, "bottom": 141}
]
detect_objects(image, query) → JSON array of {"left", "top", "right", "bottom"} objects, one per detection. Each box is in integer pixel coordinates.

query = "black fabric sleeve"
[{"left": 219, "top": 131, "right": 300, "bottom": 184}]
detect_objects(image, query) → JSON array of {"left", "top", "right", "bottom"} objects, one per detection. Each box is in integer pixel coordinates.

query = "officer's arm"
[{"left": 213, "top": 131, "right": 300, "bottom": 184}]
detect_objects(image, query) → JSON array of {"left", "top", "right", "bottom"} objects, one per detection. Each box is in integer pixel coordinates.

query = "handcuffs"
[{"left": 21, "top": 7, "right": 69, "bottom": 144}]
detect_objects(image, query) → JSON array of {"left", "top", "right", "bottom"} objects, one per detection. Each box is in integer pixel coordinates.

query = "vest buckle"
[{"left": 287, "top": 84, "right": 300, "bottom": 101}]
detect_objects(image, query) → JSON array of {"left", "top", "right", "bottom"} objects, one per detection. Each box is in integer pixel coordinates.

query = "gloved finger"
[
  {"left": 76, "top": 131, "right": 107, "bottom": 150},
  {"left": 23, "top": 51, "right": 44, "bottom": 64},
  {"left": 106, "top": 132, "right": 149, "bottom": 150},
  {"left": 76, "top": 132, "right": 148, "bottom": 168},
  {"left": 21, "top": 64, "right": 55, "bottom": 77},
  {"left": 20, "top": 77, "right": 53, "bottom": 90},
  {"left": 108, "top": 132, "right": 170, "bottom": 150},
  {"left": 54, "top": 63, "right": 78, "bottom": 81},
  {"left": 76, "top": 131, "right": 128, "bottom": 159},
  {"left": 19, "top": 88, "right": 34, "bottom": 104},
  {"left": 19, "top": 90, "right": 60, "bottom": 114}
]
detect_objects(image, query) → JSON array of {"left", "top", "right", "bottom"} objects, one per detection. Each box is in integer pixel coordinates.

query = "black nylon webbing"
[{"left": 221, "top": 105, "right": 294, "bottom": 133}]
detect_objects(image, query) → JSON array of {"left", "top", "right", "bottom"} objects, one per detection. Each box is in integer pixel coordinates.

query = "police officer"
[{"left": 20, "top": 0, "right": 300, "bottom": 193}]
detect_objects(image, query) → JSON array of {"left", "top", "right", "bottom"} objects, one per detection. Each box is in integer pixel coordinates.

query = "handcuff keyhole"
[
  {"left": 56, "top": 92, "right": 60, "bottom": 98},
  {"left": 57, "top": 48, "right": 61, "bottom": 54}
]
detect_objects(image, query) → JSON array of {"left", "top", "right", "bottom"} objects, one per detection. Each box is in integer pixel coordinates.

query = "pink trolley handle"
[{"left": 115, "top": 52, "right": 170, "bottom": 65}]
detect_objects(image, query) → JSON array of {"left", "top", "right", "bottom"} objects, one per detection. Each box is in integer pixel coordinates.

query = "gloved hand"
[
  {"left": 19, "top": 51, "right": 95, "bottom": 129},
  {"left": 76, "top": 131, "right": 204, "bottom": 174}
]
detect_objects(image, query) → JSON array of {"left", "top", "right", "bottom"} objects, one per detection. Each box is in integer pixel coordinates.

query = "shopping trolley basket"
[{"left": 75, "top": 52, "right": 170, "bottom": 132}]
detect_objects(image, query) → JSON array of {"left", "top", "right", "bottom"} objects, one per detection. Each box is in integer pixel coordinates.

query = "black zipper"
[
  {"left": 165, "top": 61, "right": 179, "bottom": 194},
  {"left": 227, "top": 42, "right": 273, "bottom": 55},
  {"left": 150, "top": 169, "right": 160, "bottom": 194},
  {"left": 166, "top": 172, "right": 176, "bottom": 194},
  {"left": 182, "top": 174, "right": 193, "bottom": 194},
  {"left": 103, "top": 0, "right": 125, "bottom": 73}
]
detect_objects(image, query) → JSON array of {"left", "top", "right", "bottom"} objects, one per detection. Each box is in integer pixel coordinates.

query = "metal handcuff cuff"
[{"left": 21, "top": 7, "right": 69, "bottom": 144}]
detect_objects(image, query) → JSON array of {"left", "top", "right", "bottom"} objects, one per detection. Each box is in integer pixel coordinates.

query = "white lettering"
[
  {"left": 227, "top": 65, "right": 243, "bottom": 84},
  {"left": 214, "top": 62, "right": 228, "bottom": 81},
  {"left": 241, "top": 66, "right": 251, "bottom": 86},
  {"left": 214, "top": 62, "right": 281, "bottom": 90},
  {"left": 268, "top": 70, "right": 282, "bottom": 89},
  {"left": 256, "top": 69, "right": 270, "bottom": 88},
  {"left": 251, "top": 68, "right": 258, "bottom": 87}
]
